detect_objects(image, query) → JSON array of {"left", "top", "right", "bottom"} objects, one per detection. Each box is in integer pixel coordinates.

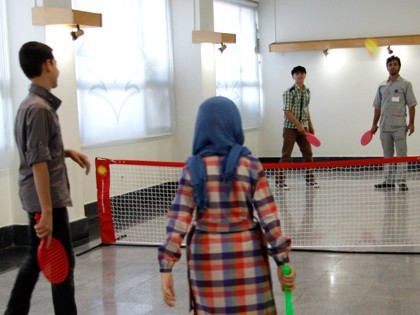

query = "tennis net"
[{"left": 95, "top": 156, "right": 420, "bottom": 252}]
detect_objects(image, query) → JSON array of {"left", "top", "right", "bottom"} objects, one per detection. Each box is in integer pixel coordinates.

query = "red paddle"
[
  {"left": 35, "top": 213, "right": 69, "bottom": 284},
  {"left": 305, "top": 132, "right": 321, "bottom": 147},
  {"left": 360, "top": 130, "right": 374, "bottom": 146}
]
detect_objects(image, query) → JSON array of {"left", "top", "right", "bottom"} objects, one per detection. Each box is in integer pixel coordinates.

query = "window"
[
  {"left": 214, "top": 0, "right": 262, "bottom": 129},
  {"left": 73, "top": 0, "right": 175, "bottom": 147},
  {"left": 0, "top": 1, "right": 10, "bottom": 169}
]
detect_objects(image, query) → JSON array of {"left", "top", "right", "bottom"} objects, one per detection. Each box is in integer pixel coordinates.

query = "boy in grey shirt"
[{"left": 5, "top": 41, "right": 90, "bottom": 315}]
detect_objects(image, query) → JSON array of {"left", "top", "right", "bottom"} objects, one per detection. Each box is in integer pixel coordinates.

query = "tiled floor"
[
  {"left": 1, "top": 240, "right": 420, "bottom": 314},
  {"left": 2, "top": 168, "right": 420, "bottom": 314}
]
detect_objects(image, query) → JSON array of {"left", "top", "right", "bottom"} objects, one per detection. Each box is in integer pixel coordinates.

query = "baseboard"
[
  {"left": 84, "top": 202, "right": 98, "bottom": 222},
  {"left": 0, "top": 217, "right": 89, "bottom": 250},
  {"left": 0, "top": 225, "right": 14, "bottom": 250}
]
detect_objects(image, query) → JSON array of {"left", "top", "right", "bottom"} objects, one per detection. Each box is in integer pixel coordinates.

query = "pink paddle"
[
  {"left": 360, "top": 130, "right": 373, "bottom": 146},
  {"left": 305, "top": 132, "right": 321, "bottom": 147}
]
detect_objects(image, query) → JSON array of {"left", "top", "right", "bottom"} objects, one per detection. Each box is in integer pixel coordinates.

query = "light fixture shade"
[
  {"left": 32, "top": 7, "right": 102, "bottom": 27},
  {"left": 192, "top": 30, "right": 236, "bottom": 44}
]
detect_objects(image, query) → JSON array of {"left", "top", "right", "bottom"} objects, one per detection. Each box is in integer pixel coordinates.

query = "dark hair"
[
  {"left": 19, "top": 41, "right": 54, "bottom": 79},
  {"left": 386, "top": 55, "right": 401, "bottom": 67},
  {"left": 291, "top": 65, "right": 306, "bottom": 75}
]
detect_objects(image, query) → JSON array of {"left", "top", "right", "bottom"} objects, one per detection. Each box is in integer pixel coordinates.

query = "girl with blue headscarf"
[{"left": 158, "top": 96, "right": 295, "bottom": 314}]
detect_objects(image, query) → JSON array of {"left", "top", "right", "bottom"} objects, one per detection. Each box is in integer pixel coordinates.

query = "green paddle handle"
[{"left": 282, "top": 264, "right": 294, "bottom": 315}]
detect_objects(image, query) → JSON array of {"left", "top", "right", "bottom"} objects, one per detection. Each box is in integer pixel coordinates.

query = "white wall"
[
  {"left": 170, "top": 0, "right": 203, "bottom": 161},
  {"left": 258, "top": 0, "right": 420, "bottom": 158},
  {"left": 2, "top": 0, "right": 46, "bottom": 226},
  {"left": 1, "top": 0, "right": 419, "bottom": 228},
  {"left": 1, "top": 0, "right": 259, "bottom": 227},
  {"left": 0, "top": 171, "right": 12, "bottom": 227},
  {"left": 170, "top": 0, "right": 260, "bottom": 160},
  {"left": 273, "top": 0, "right": 420, "bottom": 42}
]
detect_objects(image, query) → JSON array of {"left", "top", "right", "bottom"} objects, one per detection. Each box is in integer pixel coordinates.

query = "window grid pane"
[
  {"left": 214, "top": 0, "right": 262, "bottom": 129},
  {"left": 73, "top": 0, "right": 175, "bottom": 147}
]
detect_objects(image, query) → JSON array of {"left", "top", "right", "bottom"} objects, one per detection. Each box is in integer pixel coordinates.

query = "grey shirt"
[
  {"left": 373, "top": 76, "right": 417, "bottom": 132},
  {"left": 14, "top": 84, "right": 72, "bottom": 212}
]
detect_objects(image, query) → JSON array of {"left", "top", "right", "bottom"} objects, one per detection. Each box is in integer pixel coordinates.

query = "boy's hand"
[
  {"left": 34, "top": 212, "right": 53, "bottom": 247},
  {"left": 407, "top": 124, "right": 414, "bottom": 136},
  {"left": 297, "top": 125, "right": 306, "bottom": 134},
  {"left": 65, "top": 149, "right": 91, "bottom": 175},
  {"left": 371, "top": 125, "right": 378, "bottom": 135}
]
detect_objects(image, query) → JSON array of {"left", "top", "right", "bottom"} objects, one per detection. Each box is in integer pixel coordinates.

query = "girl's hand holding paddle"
[
  {"left": 281, "top": 264, "right": 296, "bottom": 315},
  {"left": 278, "top": 264, "right": 296, "bottom": 291},
  {"left": 161, "top": 272, "right": 176, "bottom": 307}
]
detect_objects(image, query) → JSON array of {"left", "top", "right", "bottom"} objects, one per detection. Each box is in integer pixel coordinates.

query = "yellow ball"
[
  {"left": 364, "top": 38, "right": 379, "bottom": 56},
  {"left": 97, "top": 165, "right": 107, "bottom": 175}
]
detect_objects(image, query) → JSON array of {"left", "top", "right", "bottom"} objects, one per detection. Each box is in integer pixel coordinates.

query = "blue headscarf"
[{"left": 186, "top": 96, "right": 251, "bottom": 210}]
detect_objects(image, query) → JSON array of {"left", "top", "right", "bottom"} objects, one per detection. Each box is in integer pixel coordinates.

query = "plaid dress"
[{"left": 159, "top": 155, "right": 290, "bottom": 314}]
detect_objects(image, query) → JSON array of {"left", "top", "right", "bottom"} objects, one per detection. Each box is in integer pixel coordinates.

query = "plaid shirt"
[
  {"left": 158, "top": 155, "right": 290, "bottom": 272},
  {"left": 283, "top": 83, "right": 311, "bottom": 129}
]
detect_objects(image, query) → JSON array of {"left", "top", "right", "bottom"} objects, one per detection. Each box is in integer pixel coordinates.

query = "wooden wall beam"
[{"left": 269, "top": 35, "right": 420, "bottom": 52}]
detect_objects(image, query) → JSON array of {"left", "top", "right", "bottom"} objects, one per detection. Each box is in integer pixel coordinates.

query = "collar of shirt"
[
  {"left": 387, "top": 75, "right": 401, "bottom": 83},
  {"left": 29, "top": 84, "right": 62, "bottom": 111},
  {"left": 293, "top": 83, "right": 308, "bottom": 91}
]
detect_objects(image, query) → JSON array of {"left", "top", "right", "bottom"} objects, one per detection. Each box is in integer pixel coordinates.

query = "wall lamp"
[
  {"left": 70, "top": 24, "right": 84, "bottom": 41},
  {"left": 218, "top": 43, "right": 227, "bottom": 54},
  {"left": 323, "top": 49, "right": 329, "bottom": 57},
  {"left": 387, "top": 45, "right": 394, "bottom": 54},
  {"left": 32, "top": 6, "right": 101, "bottom": 41}
]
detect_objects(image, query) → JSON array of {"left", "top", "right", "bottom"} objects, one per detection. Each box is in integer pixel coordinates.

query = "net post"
[{"left": 95, "top": 158, "right": 116, "bottom": 243}]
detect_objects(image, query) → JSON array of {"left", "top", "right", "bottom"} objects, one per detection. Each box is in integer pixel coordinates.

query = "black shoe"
[
  {"left": 374, "top": 182, "right": 395, "bottom": 189},
  {"left": 275, "top": 183, "right": 289, "bottom": 190},
  {"left": 399, "top": 184, "right": 408, "bottom": 191},
  {"left": 306, "top": 181, "right": 320, "bottom": 188}
]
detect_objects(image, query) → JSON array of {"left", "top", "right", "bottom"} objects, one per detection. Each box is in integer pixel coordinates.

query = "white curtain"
[
  {"left": 0, "top": 0, "right": 10, "bottom": 169},
  {"left": 73, "top": 0, "right": 175, "bottom": 147},
  {"left": 214, "top": 0, "right": 262, "bottom": 129}
]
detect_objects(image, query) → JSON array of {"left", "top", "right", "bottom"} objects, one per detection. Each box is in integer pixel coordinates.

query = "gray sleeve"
[
  {"left": 24, "top": 107, "right": 52, "bottom": 166},
  {"left": 405, "top": 81, "right": 417, "bottom": 107},
  {"left": 372, "top": 86, "right": 382, "bottom": 108}
]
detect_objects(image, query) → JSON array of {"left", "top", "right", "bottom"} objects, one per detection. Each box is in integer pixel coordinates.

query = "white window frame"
[{"left": 0, "top": 0, "right": 11, "bottom": 169}]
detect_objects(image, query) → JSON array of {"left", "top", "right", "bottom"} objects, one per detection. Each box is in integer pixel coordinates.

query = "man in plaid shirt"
[{"left": 276, "top": 65, "right": 319, "bottom": 190}]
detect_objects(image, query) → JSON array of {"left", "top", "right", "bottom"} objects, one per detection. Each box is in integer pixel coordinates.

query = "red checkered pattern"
[{"left": 159, "top": 155, "right": 290, "bottom": 314}]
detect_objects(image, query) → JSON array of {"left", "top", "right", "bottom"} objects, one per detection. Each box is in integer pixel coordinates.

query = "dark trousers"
[
  {"left": 276, "top": 127, "right": 315, "bottom": 184},
  {"left": 4, "top": 207, "right": 77, "bottom": 315}
]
